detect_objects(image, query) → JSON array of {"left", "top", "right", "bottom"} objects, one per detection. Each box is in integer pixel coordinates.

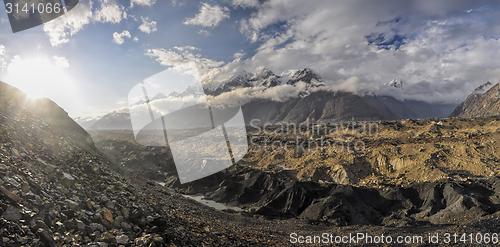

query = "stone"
[
  {"left": 61, "top": 172, "right": 75, "bottom": 188},
  {"left": 130, "top": 207, "right": 142, "bottom": 220},
  {"left": 116, "top": 234, "right": 129, "bottom": 245},
  {"left": 94, "top": 212, "right": 102, "bottom": 223},
  {"left": 90, "top": 223, "right": 105, "bottom": 233},
  {"left": 17, "top": 236, "right": 28, "bottom": 244},
  {"left": 135, "top": 235, "right": 150, "bottom": 246},
  {"left": 37, "top": 229, "right": 57, "bottom": 247},
  {"left": 54, "top": 221, "right": 66, "bottom": 233},
  {"left": 135, "top": 234, "right": 163, "bottom": 246},
  {"left": 97, "top": 242, "right": 108, "bottom": 247},
  {"left": 36, "top": 219, "right": 52, "bottom": 234},
  {"left": 63, "top": 220, "right": 77, "bottom": 230},
  {"left": 152, "top": 236, "right": 164, "bottom": 245},
  {"left": 112, "top": 216, "right": 124, "bottom": 228},
  {"left": 61, "top": 210, "right": 75, "bottom": 218},
  {"left": 85, "top": 198, "right": 93, "bottom": 210},
  {"left": 100, "top": 196, "right": 109, "bottom": 204},
  {"left": 105, "top": 200, "right": 115, "bottom": 209},
  {"left": 75, "top": 219, "right": 86, "bottom": 232},
  {"left": 120, "top": 222, "right": 131, "bottom": 231},
  {"left": 0, "top": 185, "right": 21, "bottom": 204},
  {"left": 90, "top": 231, "right": 100, "bottom": 241},
  {"left": 21, "top": 182, "right": 30, "bottom": 193},
  {"left": 102, "top": 232, "right": 116, "bottom": 243},
  {"left": 65, "top": 199, "right": 80, "bottom": 211},
  {"left": 3, "top": 177, "right": 20, "bottom": 188},
  {"left": 11, "top": 148, "right": 20, "bottom": 158},
  {"left": 146, "top": 215, "right": 154, "bottom": 224},
  {"left": 44, "top": 164, "right": 56, "bottom": 174},
  {"left": 121, "top": 207, "right": 130, "bottom": 219},
  {"left": 101, "top": 218, "right": 113, "bottom": 230},
  {"left": 102, "top": 207, "right": 113, "bottom": 223},
  {"left": 2, "top": 207, "right": 21, "bottom": 221}
]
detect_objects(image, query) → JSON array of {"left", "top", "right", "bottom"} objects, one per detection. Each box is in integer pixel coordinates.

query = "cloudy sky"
[{"left": 1, "top": 0, "right": 500, "bottom": 118}]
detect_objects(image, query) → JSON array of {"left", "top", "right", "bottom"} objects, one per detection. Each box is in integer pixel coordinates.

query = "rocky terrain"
[
  {"left": 450, "top": 82, "right": 500, "bottom": 118},
  {"left": 0, "top": 81, "right": 296, "bottom": 246},
  {"left": 90, "top": 115, "right": 500, "bottom": 229},
  {"left": 3, "top": 75, "right": 500, "bottom": 246},
  {"left": 89, "top": 130, "right": 173, "bottom": 182}
]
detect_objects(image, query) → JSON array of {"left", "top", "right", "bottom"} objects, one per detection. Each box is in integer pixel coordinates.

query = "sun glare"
[{"left": 4, "top": 56, "right": 75, "bottom": 100}]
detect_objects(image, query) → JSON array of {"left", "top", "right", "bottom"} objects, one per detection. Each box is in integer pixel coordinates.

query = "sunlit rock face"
[{"left": 450, "top": 82, "right": 500, "bottom": 118}]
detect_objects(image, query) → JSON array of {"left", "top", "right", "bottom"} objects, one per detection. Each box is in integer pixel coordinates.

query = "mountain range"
[
  {"left": 83, "top": 111, "right": 132, "bottom": 130},
  {"left": 78, "top": 68, "right": 459, "bottom": 129}
]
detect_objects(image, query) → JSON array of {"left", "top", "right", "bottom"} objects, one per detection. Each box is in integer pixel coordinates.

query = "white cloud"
[
  {"left": 42, "top": 0, "right": 93, "bottom": 46},
  {"left": 43, "top": 0, "right": 128, "bottom": 46},
  {"left": 138, "top": 17, "right": 157, "bottom": 33},
  {"left": 231, "top": 0, "right": 260, "bottom": 8},
  {"left": 209, "top": 83, "right": 307, "bottom": 106},
  {"left": 198, "top": 30, "right": 210, "bottom": 36},
  {"left": 130, "top": 0, "right": 156, "bottom": 8},
  {"left": 173, "top": 46, "right": 198, "bottom": 52},
  {"left": 183, "top": 3, "right": 230, "bottom": 28},
  {"left": 95, "top": 0, "right": 127, "bottom": 24},
  {"left": 113, "top": 30, "right": 131, "bottom": 44},
  {"left": 145, "top": 46, "right": 224, "bottom": 76},
  {"left": 201, "top": 0, "right": 500, "bottom": 103},
  {"left": 233, "top": 52, "right": 245, "bottom": 59},
  {"left": 170, "top": 0, "right": 186, "bottom": 6},
  {"left": 133, "top": 36, "right": 139, "bottom": 42},
  {"left": 53, "top": 56, "right": 70, "bottom": 68}
]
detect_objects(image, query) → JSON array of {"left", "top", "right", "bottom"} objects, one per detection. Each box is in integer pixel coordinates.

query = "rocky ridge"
[{"left": 450, "top": 82, "right": 500, "bottom": 118}]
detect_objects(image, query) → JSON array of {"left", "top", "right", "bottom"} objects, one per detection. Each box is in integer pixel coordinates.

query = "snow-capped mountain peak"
[
  {"left": 227, "top": 70, "right": 253, "bottom": 83},
  {"left": 287, "top": 68, "right": 323, "bottom": 85},
  {"left": 248, "top": 67, "right": 281, "bottom": 87},
  {"left": 385, "top": 79, "right": 404, "bottom": 89},
  {"left": 207, "top": 68, "right": 282, "bottom": 95},
  {"left": 205, "top": 67, "right": 325, "bottom": 96},
  {"left": 73, "top": 115, "right": 102, "bottom": 129},
  {"left": 473, "top": 81, "right": 493, "bottom": 95},
  {"left": 151, "top": 93, "right": 167, "bottom": 101},
  {"left": 250, "top": 67, "right": 274, "bottom": 81}
]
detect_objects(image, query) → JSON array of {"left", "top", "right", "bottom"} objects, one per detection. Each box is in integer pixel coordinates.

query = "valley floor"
[
  {"left": 2, "top": 114, "right": 500, "bottom": 246},
  {"left": 85, "top": 116, "right": 500, "bottom": 246}
]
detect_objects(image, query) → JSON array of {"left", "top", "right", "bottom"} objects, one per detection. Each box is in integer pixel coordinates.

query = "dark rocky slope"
[
  {"left": 242, "top": 91, "right": 387, "bottom": 123},
  {"left": 166, "top": 164, "right": 500, "bottom": 227},
  {"left": 450, "top": 82, "right": 500, "bottom": 118},
  {"left": 0, "top": 82, "right": 96, "bottom": 155},
  {"left": 0, "top": 81, "right": 293, "bottom": 246}
]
